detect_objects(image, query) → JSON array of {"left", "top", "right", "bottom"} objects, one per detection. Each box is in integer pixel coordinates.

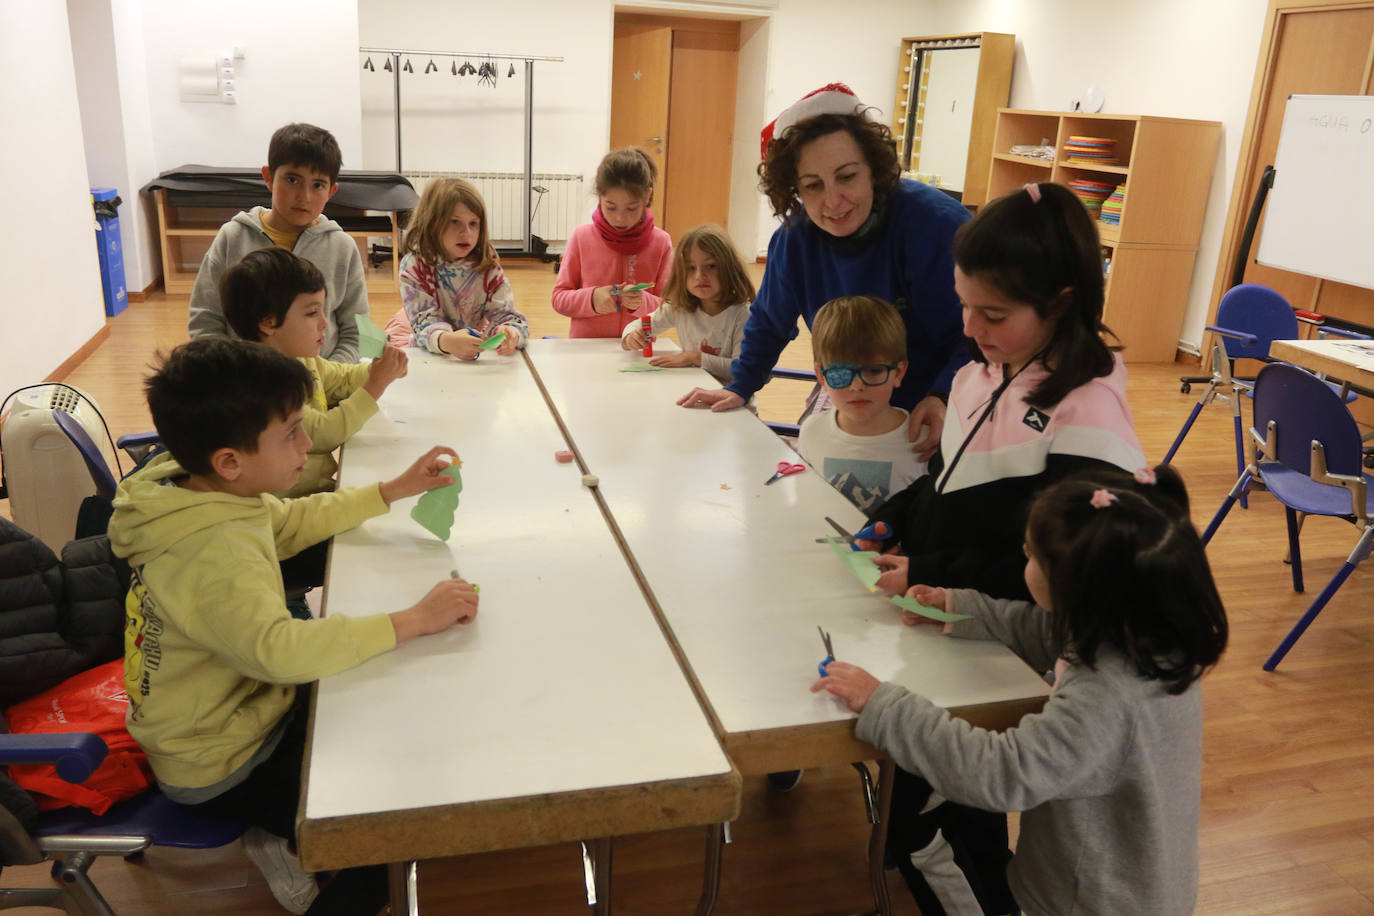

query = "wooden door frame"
[{"left": 1203, "top": 0, "right": 1374, "bottom": 363}]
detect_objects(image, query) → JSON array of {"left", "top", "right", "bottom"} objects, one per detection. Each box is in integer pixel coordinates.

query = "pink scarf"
[{"left": 592, "top": 206, "right": 655, "bottom": 256}]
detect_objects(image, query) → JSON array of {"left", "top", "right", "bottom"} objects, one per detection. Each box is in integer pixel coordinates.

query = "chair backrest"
[
  {"left": 1217, "top": 283, "right": 1298, "bottom": 361},
  {"left": 51, "top": 410, "right": 116, "bottom": 500},
  {"left": 1251, "top": 362, "right": 1364, "bottom": 476}
]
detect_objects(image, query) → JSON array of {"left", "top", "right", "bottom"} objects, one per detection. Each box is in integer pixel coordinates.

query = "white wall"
[
  {"left": 0, "top": 3, "right": 107, "bottom": 399},
  {"left": 907, "top": 0, "right": 1270, "bottom": 350}
]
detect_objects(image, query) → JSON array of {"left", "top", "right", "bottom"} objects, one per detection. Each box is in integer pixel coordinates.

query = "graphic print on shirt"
[
  {"left": 123, "top": 568, "right": 163, "bottom": 721},
  {"left": 1022, "top": 407, "right": 1050, "bottom": 432},
  {"left": 822, "top": 457, "right": 896, "bottom": 512}
]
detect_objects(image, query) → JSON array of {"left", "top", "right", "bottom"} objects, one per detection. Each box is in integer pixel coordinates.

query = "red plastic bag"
[{"left": 5, "top": 659, "right": 152, "bottom": 814}]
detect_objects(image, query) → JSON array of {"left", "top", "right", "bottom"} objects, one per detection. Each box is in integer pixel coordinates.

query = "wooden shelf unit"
[
  {"left": 153, "top": 189, "right": 401, "bottom": 297},
  {"left": 986, "top": 109, "right": 1221, "bottom": 361}
]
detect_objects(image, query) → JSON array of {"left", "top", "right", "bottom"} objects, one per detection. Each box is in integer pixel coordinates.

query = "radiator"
[{"left": 404, "top": 171, "right": 585, "bottom": 246}]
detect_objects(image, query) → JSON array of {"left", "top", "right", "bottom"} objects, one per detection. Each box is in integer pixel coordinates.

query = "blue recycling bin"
[{"left": 91, "top": 187, "right": 128, "bottom": 317}]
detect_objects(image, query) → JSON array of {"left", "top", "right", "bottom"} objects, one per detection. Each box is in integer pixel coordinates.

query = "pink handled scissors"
[{"left": 764, "top": 460, "right": 806, "bottom": 486}]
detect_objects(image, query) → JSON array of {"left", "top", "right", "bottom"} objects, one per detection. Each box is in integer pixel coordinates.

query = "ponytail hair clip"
[
  {"left": 1089, "top": 488, "right": 1118, "bottom": 509},
  {"left": 1023, "top": 182, "right": 1042, "bottom": 203},
  {"left": 1133, "top": 467, "right": 1157, "bottom": 485}
]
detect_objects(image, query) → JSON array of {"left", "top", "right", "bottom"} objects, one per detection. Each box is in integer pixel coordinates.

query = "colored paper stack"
[
  {"left": 1064, "top": 135, "right": 1119, "bottom": 165},
  {"left": 1099, "top": 184, "right": 1126, "bottom": 226},
  {"left": 1068, "top": 178, "right": 1116, "bottom": 217}
]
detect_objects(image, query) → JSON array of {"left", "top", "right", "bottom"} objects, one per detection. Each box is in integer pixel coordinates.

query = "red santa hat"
[{"left": 759, "top": 83, "right": 869, "bottom": 160}]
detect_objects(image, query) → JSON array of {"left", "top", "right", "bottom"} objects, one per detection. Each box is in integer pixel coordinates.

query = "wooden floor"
[{"left": 6, "top": 260, "right": 1373, "bottom": 914}]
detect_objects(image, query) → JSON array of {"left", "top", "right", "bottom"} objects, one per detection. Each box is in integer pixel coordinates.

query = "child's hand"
[
  {"left": 873, "top": 554, "right": 910, "bottom": 596},
  {"left": 623, "top": 328, "right": 646, "bottom": 350},
  {"left": 591, "top": 286, "right": 619, "bottom": 315},
  {"left": 620, "top": 287, "right": 646, "bottom": 311},
  {"left": 379, "top": 446, "right": 460, "bottom": 504},
  {"left": 810, "top": 661, "right": 881, "bottom": 713},
  {"left": 363, "top": 345, "right": 408, "bottom": 400},
  {"left": 908, "top": 395, "right": 946, "bottom": 462},
  {"left": 390, "top": 577, "right": 479, "bottom": 643},
  {"left": 439, "top": 331, "right": 483, "bottom": 361},
  {"left": 902, "top": 585, "right": 949, "bottom": 626},
  {"left": 650, "top": 351, "right": 700, "bottom": 368},
  {"left": 854, "top": 521, "right": 891, "bottom": 553},
  {"left": 493, "top": 326, "right": 520, "bottom": 356}
]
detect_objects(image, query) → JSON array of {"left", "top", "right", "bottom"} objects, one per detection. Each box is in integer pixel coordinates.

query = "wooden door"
[
  {"left": 663, "top": 26, "right": 739, "bottom": 239},
  {"left": 610, "top": 24, "right": 672, "bottom": 226}
]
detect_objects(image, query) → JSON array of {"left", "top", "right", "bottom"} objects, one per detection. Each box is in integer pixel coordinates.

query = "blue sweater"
[{"left": 726, "top": 180, "right": 970, "bottom": 409}]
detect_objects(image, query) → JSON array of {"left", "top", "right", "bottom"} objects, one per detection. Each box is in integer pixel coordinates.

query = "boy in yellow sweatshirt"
[{"left": 109, "top": 337, "right": 478, "bottom": 915}]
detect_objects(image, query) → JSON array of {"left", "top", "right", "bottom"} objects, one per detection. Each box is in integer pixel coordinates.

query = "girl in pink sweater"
[{"left": 552, "top": 148, "right": 673, "bottom": 337}]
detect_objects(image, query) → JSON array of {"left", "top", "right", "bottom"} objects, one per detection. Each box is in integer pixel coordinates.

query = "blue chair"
[
  {"left": 1163, "top": 285, "right": 1366, "bottom": 504},
  {"left": 1200, "top": 363, "right": 1373, "bottom": 670},
  {"left": 763, "top": 367, "right": 817, "bottom": 437}
]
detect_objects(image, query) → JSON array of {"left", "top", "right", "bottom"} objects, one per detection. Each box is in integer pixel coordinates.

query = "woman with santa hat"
[{"left": 676, "top": 82, "right": 969, "bottom": 457}]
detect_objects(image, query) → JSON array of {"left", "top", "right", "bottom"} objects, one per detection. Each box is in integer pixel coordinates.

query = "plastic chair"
[
  {"left": 1163, "top": 284, "right": 1365, "bottom": 477},
  {"left": 764, "top": 367, "right": 816, "bottom": 437},
  {"left": 1199, "top": 363, "right": 1373, "bottom": 670}
]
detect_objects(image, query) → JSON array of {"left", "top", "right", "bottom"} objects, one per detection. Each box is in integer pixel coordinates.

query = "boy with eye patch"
[{"left": 797, "top": 296, "right": 926, "bottom": 512}]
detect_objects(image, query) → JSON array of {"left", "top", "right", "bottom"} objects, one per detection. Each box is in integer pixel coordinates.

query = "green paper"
[
  {"left": 617, "top": 282, "right": 652, "bottom": 292},
  {"left": 409, "top": 464, "right": 463, "bottom": 540},
  {"left": 889, "top": 594, "right": 972, "bottom": 623},
  {"left": 823, "top": 537, "right": 882, "bottom": 591},
  {"left": 477, "top": 333, "right": 504, "bottom": 350},
  {"left": 618, "top": 361, "right": 664, "bottom": 373},
  {"left": 355, "top": 313, "right": 387, "bottom": 358}
]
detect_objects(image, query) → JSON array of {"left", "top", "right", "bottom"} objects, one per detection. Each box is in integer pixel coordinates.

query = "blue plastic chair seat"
[
  {"left": 36, "top": 788, "right": 244, "bottom": 849},
  {"left": 1259, "top": 463, "right": 1374, "bottom": 518}
]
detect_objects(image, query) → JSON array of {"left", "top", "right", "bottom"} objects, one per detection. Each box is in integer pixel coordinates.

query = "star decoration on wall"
[{"left": 633, "top": 70, "right": 642, "bottom": 80}]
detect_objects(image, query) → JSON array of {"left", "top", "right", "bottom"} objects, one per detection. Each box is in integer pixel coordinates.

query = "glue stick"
[{"left": 641, "top": 315, "right": 653, "bottom": 357}]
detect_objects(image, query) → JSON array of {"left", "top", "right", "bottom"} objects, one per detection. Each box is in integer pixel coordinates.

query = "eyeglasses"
[{"left": 819, "top": 363, "right": 899, "bottom": 389}]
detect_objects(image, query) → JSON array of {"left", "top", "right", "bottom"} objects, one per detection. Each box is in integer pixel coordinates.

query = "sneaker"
[
  {"left": 766, "top": 769, "right": 804, "bottom": 792},
  {"left": 243, "top": 826, "right": 319, "bottom": 914}
]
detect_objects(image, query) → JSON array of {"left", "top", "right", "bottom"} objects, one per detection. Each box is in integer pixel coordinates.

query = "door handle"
[{"left": 645, "top": 137, "right": 664, "bottom": 142}]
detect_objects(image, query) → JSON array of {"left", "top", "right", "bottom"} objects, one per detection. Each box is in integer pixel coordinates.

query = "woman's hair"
[
  {"left": 757, "top": 112, "right": 901, "bottom": 221},
  {"left": 811, "top": 296, "right": 906, "bottom": 367},
  {"left": 594, "top": 147, "right": 657, "bottom": 203},
  {"left": 1026, "top": 464, "right": 1229, "bottom": 695},
  {"left": 662, "top": 225, "right": 756, "bottom": 313},
  {"left": 401, "top": 178, "right": 499, "bottom": 273},
  {"left": 954, "top": 181, "right": 1119, "bottom": 408}
]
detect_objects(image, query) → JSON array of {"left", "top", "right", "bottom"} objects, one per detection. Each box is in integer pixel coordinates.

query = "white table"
[
  {"left": 524, "top": 339, "right": 1052, "bottom": 914},
  {"left": 296, "top": 350, "right": 739, "bottom": 909},
  {"left": 1270, "top": 337, "right": 1374, "bottom": 391}
]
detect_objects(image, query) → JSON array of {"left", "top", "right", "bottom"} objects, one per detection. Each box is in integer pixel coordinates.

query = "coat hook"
[
  {"left": 425, "top": 58, "right": 437, "bottom": 74},
  {"left": 451, "top": 60, "right": 458, "bottom": 75},
  {"left": 363, "top": 57, "right": 374, "bottom": 72},
  {"left": 383, "top": 57, "right": 393, "bottom": 72},
  {"left": 508, "top": 62, "right": 515, "bottom": 78},
  {"left": 402, "top": 58, "right": 413, "bottom": 73}
]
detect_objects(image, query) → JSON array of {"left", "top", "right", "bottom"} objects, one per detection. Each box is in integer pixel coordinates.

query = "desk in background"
[
  {"left": 298, "top": 351, "right": 738, "bottom": 910},
  {"left": 141, "top": 166, "right": 417, "bottom": 296},
  {"left": 1270, "top": 338, "right": 1374, "bottom": 392}
]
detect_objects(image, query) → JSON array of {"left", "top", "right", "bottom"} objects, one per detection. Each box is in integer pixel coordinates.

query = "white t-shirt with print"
[{"left": 797, "top": 408, "right": 927, "bottom": 513}]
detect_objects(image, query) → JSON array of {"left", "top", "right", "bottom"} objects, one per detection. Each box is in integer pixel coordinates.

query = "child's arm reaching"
[
  {"left": 622, "top": 303, "right": 676, "bottom": 351},
  {"left": 551, "top": 234, "right": 617, "bottom": 317},
  {"left": 389, "top": 577, "right": 479, "bottom": 641},
  {"left": 479, "top": 267, "right": 529, "bottom": 354},
  {"left": 362, "top": 345, "right": 408, "bottom": 400}
]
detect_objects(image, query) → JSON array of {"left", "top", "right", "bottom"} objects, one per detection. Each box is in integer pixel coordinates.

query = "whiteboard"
[{"left": 1256, "top": 94, "right": 1374, "bottom": 291}]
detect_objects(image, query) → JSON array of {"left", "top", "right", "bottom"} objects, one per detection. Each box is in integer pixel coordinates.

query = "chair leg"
[
  {"left": 1232, "top": 411, "right": 1248, "bottom": 510},
  {"left": 1264, "top": 525, "right": 1374, "bottom": 671},
  {"left": 1201, "top": 471, "right": 1252, "bottom": 546},
  {"left": 1284, "top": 508, "right": 1304, "bottom": 593},
  {"left": 1162, "top": 402, "right": 1206, "bottom": 464}
]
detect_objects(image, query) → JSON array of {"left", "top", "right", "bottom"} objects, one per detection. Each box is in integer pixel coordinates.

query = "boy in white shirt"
[{"left": 798, "top": 296, "right": 927, "bottom": 512}]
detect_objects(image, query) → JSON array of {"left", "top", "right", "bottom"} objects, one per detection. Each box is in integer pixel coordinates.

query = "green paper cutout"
[
  {"left": 823, "top": 537, "right": 882, "bottom": 591},
  {"left": 477, "top": 333, "right": 503, "bottom": 350},
  {"left": 889, "top": 594, "right": 973, "bottom": 623},
  {"left": 618, "top": 361, "right": 664, "bottom": 373},
  {"left": 617, "top": 282, "right": 652, "bottom": 292},
  {"left": 355, "top": 313, "right": 387, "bottom": 358},
  {"left": 409, "top": 464, "right": 463, "bottom": 540}
]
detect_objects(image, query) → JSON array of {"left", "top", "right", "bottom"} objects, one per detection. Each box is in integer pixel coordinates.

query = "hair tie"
[
  {"left": 1089, "top": 488, "right": 1118, "bottom": 509},
  {"left": 1133, "top": 467, "right": 1157, "bottom": 485},
  {"left": 1023, "top": 182, "right": 1042, "bottom": 203}
]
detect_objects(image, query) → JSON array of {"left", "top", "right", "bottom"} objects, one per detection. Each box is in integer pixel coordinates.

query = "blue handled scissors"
[
  {"left": 822, "top": 516, "right": 892, "bottom": 552},
  {"left": 817, "top": 626, "right": 835, "bottom": 677},
  {"left": 765, "top": 460, "right": 806, "bottom": 486}
]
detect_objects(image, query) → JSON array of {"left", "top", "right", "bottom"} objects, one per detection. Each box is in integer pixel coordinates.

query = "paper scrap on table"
[
  {"left": 410, "top": 464, "right": 463, "bottom": 540},
  {"left": 619, "top": 361, "right": 664, "bottom": 373},
  {"left": 355, "top": 313, "right": 388, "bottom": 358},
  {"left": 823, "top": 537, "right": 881, "bottom": 591},
  {"left": 889, "top": 594, "right": 972, "bottom": 623}
]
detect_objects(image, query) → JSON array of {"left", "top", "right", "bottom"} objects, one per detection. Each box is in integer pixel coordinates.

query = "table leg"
[
  {"left": 864, "top": 759, "right": 895, "bottom": 916},
  {"left": 387, "top": 860, "right": 417, "bottom": 916},
  {"left": 693, "top": 822, "right": 728, "bottom": 916}
]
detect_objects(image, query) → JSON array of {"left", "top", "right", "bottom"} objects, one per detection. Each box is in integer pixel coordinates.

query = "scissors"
[
  {"left": 818, "top": 516, "right": 892, "bottom": 552},
  {"left": 764, "top": 460, "right": 806, "bottom": 486},
  {"left": 450, "top": 568, "right": 480, "bottom": 595},
  {"left": 817, "top": 626, "right": 835, "bottom": 677}
]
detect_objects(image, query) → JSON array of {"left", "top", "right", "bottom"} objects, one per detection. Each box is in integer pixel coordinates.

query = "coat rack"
[{"left": 359, "top": 46, "right": 563, "bottom": 257}]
